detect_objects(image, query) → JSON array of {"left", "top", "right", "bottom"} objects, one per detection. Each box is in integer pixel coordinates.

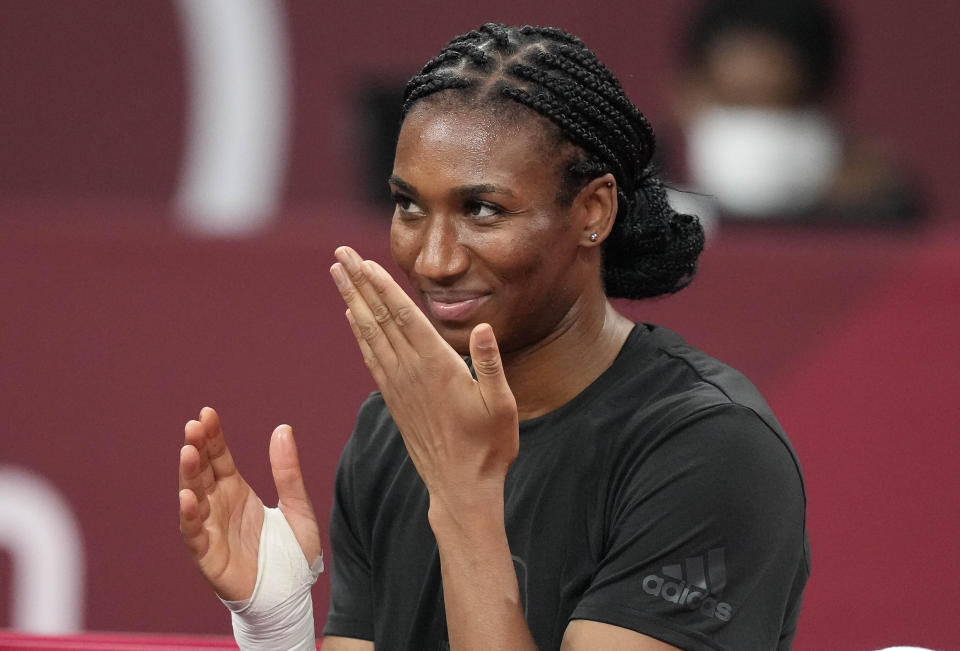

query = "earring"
[
  {"left": 589, "top": 233, "right": 599, "bottom": 242},
  {"left": 605, "top": 181, "right": 613, "bottom": 188}
]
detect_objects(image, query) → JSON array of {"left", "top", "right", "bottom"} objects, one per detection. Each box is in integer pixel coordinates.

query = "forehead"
[{"left": 393, "top": 102, "right": 563, "bottom": 189}]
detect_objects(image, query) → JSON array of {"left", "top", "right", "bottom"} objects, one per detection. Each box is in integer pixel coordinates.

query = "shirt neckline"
[{"left": 512, "top": 322, "right": 654, "bottom": 440}]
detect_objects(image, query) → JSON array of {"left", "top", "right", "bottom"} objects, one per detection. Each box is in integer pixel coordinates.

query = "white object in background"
[
  {"left": 175, "top": 0, "right": 291, "bottom": 236},
  {"left": 687, "top": 107, "right": 841, "bottom": 218},
  {"left": 0, "top": 465, "right": 84, "bottom": 633}
]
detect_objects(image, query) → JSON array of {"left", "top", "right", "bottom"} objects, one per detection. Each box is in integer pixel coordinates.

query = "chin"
[{"left": 434, "top": 323, "right": 473, "bottom": 357}]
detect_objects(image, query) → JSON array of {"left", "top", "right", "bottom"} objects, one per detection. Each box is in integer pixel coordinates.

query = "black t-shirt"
[{"left": 323, "top": 324, "right": 809, "bottom": 650}]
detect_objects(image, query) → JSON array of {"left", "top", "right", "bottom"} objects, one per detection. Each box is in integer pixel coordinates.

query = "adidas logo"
[{"left": 642, "top": 547, "right": 733, "bottom": 622}]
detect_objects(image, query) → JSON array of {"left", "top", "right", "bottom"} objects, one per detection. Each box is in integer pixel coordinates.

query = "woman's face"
[{"left": 389, "top": 102, "right": 593, "bottom": 356}]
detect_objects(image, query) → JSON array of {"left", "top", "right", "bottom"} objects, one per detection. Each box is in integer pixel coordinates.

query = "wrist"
[
  {"left": 427, "top": 480, "right": 505, "bottom": 539},
  {"left": 222, "top": 506, "right": 322, "bottom": 651}
]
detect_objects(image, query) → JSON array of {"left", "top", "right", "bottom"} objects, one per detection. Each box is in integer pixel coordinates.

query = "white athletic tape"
[{"left": 221, "top": 506, "right": 323, "bottom": 650}]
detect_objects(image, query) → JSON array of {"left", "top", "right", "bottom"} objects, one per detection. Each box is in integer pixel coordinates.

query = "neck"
[{"left": 500, "top": 297, "right": 634, "bottom": 421}]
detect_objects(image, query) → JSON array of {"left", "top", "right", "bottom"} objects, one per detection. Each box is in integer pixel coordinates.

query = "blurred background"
[{"left": 1, "top": 0, "right": 957, "bottom": 649}]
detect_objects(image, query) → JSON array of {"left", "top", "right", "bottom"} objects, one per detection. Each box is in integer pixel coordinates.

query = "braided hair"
[{"left": 401, "top": 23, "right": 704, "bottom": 300}]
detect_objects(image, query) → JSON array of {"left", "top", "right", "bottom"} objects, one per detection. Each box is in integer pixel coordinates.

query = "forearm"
[{"left": 430, "top": 490, "right": 538, "bottom": 651}]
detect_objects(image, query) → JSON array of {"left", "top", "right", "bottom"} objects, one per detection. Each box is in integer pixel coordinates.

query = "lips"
[{"left": 422, "top": 292, "right": 490, "bottom": 323}]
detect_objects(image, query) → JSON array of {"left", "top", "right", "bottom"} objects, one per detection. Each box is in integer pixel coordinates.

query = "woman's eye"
[
  {"left": 393, "top": 195, "right": 424, "bottom": 215},
  {"left": 467, "top": 201, "right": 500, "bottom": 219}
]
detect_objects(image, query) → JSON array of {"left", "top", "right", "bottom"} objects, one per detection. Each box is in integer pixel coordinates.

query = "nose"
[{"left": 413, "top": 215, "right": 469, "bottom": 283}]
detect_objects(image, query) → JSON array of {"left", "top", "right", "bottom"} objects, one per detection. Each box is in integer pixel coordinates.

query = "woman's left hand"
[{"left": 330, "top": 246, "right": 519, "bottom": 523}]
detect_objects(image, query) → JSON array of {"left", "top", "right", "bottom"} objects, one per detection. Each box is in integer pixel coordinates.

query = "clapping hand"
[{"left": 178, "top": 407, "right": 322, "bottom": 601}]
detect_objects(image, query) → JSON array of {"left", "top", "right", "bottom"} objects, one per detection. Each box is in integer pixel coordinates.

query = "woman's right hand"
[{"left": 178, "top": 407, "right": 322, "bottom": 601}]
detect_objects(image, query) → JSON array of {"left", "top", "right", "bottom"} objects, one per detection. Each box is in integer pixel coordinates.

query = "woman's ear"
[{"left": 576, "top": 173, "right": 618, "bottom": 246}]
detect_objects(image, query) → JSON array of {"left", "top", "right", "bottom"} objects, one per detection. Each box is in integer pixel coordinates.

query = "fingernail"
[
  {"left": 475, "top": 323, "right": 496, "bottom": 350},
  {"left": 331, "top": 263, "right": 347, "bottom": 287}
]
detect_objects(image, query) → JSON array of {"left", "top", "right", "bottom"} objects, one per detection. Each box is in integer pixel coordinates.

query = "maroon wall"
[{"left": 2, "top": 1, "right": 958, "bottom": 214}]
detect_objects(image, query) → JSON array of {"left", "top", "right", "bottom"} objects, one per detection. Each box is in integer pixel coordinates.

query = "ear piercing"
[
  {"left": 605, "top": 181, "right": 613, "bottom": 187},
  {"left": 589, "top": 233, "right": 599, "bottom": 242}
]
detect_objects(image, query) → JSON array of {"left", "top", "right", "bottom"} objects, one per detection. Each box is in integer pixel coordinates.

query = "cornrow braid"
[
  {"left": 501, "top": 83, "right": 628, "bottom": 185},
  {"left": 445, "top": 42, "right": 495, "bottom": 69},
  {"left": 403, "top": 74, "right": 474, "bottom": 109},
  {"left": 518, "top": 24, "right": 584, "bottom": 47},
  {"left": 479, "top": 22, "right": 514, "bottom": 50},
  {"left": 401, "top": 23, "right": 704, "bottom": 300},
  {"left": 521, "top": 53, "right": 646, "bottom": 182},
  {"left": 419, "top": 50, "right": 464, "bottom": 76},
  {"left": 535, "top": 51, "right": 640, "bottom": 136}
]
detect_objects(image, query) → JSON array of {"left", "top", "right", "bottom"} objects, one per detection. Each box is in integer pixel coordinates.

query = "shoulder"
[
  {"left": 602, "top": 325, "right": 805, "bottom": 503},
  {"left": 654, "top": 326, "right": 803, "bottom": 483},
  {"left": 643, "top": 324, "right": 780, "bottom": 420},
  {"left": 627, "top": 325, "right": 794, "bottom": 452}
]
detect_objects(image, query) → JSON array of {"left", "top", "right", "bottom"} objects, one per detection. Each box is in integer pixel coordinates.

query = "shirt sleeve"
[
  {"left": 571, "top": 404, "right": 809, "bottom": 651},
  {"left": 322, "top": 426, "right": 376, "bottom": 641}
]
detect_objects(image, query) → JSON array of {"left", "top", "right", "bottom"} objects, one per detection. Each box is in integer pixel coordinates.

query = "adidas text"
[{"left": 642, "top": 574, "right": 733, "bottom": 622}]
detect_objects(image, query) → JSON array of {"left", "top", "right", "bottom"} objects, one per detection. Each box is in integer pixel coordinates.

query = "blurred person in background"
[{"left": 666, "top": 0, "right": 922, "bottom": 225}]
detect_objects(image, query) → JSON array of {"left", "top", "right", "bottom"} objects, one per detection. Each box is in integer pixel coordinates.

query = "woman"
[{"left": 178, "top": 23, "right": 808, "bottom": 650}]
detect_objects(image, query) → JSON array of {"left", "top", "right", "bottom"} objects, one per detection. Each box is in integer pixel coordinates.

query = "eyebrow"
[
  {"left": 387, "top": 175, "right": 515, "bottom": 198},
  {"left": 387, "top": 175, "right": 416, "bottom": 195},
  {"left": 453, "top": 183, "right": 515, "bottom": 198}
]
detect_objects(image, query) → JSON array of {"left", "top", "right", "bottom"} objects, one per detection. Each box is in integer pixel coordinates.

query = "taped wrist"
[{"left": 220, "top": 506, "right": 324, "bottom": 651}]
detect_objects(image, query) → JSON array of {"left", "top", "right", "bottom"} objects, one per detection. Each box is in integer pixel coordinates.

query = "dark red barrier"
[{"left": 0, "top": 631, "right": 237, "bottom": 650}]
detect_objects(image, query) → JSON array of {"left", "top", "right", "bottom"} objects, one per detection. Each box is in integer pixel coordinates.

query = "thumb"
[
  {"left": 269, "top": 425, "right": 309, "bottom": 506},
  {"left": 269, "top": 425, "right": 322, "bottom": 559},
  {"left": 470, "top": 323, "right": 516, "bottom": 416}
]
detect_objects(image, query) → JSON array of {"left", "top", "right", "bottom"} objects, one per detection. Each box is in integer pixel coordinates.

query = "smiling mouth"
[{"left": 423, "top": 294, "right": 490, "bottom": 323}]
